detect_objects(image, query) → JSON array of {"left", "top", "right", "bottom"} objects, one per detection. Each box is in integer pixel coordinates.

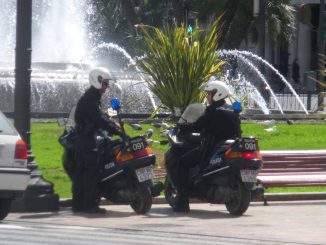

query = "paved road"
[
  {"left": 2, "top": 201, "right": 326, "bottom": 245},
  {"left": 0, "top": 221, "right": 286, "bottom": 245}
]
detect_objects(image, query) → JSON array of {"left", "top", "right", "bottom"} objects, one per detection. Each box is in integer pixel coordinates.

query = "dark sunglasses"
[{"left": 102, "top": 79, "right": 110, "bottom": 86}]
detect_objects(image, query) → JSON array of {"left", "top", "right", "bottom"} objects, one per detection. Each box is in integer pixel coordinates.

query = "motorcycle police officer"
[
  {"left": 172, "top": 80, "right": 241, "bottom": 212},
  {"left": 73, "top": 67, "right": 124, "bottom": 214}
]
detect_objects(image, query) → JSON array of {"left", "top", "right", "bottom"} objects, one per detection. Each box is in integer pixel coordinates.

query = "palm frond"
[{"left": 266, "top": 0, "right": 296, "bottom": 46}]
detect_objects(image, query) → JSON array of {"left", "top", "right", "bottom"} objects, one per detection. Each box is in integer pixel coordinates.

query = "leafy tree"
[
  {"left": 136, "top": 20, "right": 224, "bottom": 114},
  {"left": 90, "top": 0, "right": 169, "bottom": 55},
  {"left": 90, "top": 0, "right": 295, "bottom": 51},
  {"left": 221, "top": 0, "right": 253, "bottom": 49},
  {"left": 186, "top": 0, "right": 295, "bottom": 50},
  {"left": 266, "top": 0, "right": 295, "bottom": 48}
]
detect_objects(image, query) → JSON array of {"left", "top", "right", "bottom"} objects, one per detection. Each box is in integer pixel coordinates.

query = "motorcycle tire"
[
  {"left": 130, "top": 183, "right": 152, "bottom": 214},
  {"left": 164, "top": 177, "right": 178, "bottom": 208},
  {"left": 225, "top": 179, "right": 251, "bottom": 215}
]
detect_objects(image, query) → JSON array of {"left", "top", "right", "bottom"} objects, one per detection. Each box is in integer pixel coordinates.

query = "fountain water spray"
[
  {"left": 33, "top": 0, "right": 88, "bottom": 63},
  {"left": 221, "top": 50, "right": 284, "bottom": 114},
  {"left": 0, "top": 1, "right": 308, "bottom": 115},
  {"left": 89, "top": 42, "right": 157, "bottom": 111},
  {"left": 0, "top": 0, "right": 158, "bottom": 114},
  {"left": 222, "top": 71, "right": 270, "bottom": 114},
  {"left": 231, "top": 50, "right": 308, "bottom": 114}
]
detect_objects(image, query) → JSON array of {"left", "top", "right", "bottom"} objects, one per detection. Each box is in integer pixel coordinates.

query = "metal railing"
[{"left": 247, "top": 93, "right": 326, "bottom": 113}]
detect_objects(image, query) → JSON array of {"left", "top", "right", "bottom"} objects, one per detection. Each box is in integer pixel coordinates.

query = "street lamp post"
[
  {"left": 257, "top": 0, "right": 266, "bottom": 60},
  {"left": 319, "top": 0, "right": 325, "bottom": 54},
  {"left": 183, "top": 0, "right": 189, "bottom": 27},
  {"left": 255, "top": 0, "right": 270, "bottom": 103},
  {"left": 12, "top": 0, "right": 59, "bottom": 212},
  {"left": 317, "top": 0, "right": 325, "bottom": 109}
]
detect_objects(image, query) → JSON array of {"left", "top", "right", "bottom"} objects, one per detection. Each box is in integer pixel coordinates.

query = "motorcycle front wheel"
[
  {"left": 130, "top": 183, "right": 152, "bottom": 214},
  {"left": 164, "top": 177, "right": 178, "bottom": 208},
  {"left": 225, "top": 179, "right": 251, "bottom": 215}
]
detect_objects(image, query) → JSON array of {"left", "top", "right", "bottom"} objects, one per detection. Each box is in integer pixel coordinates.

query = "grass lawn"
[{"left": 30, "top": 122, "right": 326, "bottom": 198}]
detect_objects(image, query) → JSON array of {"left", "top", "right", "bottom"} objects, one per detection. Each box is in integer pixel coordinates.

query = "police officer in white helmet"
[
  {"left": 73, "top": 67, "right": 124, "bottom": 214},
  {"left": 171, "top": 79, "right": 241, "bottom": 212}
]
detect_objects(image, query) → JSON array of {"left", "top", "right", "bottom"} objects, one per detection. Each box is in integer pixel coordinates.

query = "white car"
[{"left": 0, "top": 111, "right": 30, "bottom": 220}]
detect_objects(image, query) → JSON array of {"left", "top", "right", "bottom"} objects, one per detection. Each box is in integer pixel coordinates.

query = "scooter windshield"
[
  {"left": 66, "top": 106, "right": 76, "bottom": 128},
  {"left": 178, "top": 103, "right": 206, "bottom": 124}
]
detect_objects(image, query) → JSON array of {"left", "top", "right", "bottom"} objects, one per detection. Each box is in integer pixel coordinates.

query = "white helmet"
[
  {"left": 199, "top": 80, "right": 230, "bottom": 102},
  {"left": 89, "top": 67, "right": 113, "bottom": 89}
]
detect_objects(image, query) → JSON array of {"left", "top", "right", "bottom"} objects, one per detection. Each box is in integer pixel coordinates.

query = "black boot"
[
  {"left": 150, "top": 181, "right": 164, "bottom": 197},
  {"left": 173, "top": 194, "right": 190, "bottom": 213}
]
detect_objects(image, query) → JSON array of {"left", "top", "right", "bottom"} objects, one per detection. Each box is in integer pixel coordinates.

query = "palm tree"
[
  {"left": 136, "top": 19, "right": 224, "bottom": 114},
  {"left": 265, "top": 0, "right": 296, "bottom": 73},
  {"left": 171, "top": 0, "right": 184, "bottom": 25},
  {"left": 221, "top": 0, "right": 254, "bottom": 49},
  {"left": 92, "top": 0, "right": 139, "bottom": 36},
  {"left": 266, "top": 0, "right": 296, "bottom": 48},
  {"left": 216, "top": 0, "right": 239, "bottom": 47},
  {"left": 92, "top": 0, "right": 170, "bottom": 55},
  {"left": 217, "top": 0, "right": 295, "bottom": 50}
]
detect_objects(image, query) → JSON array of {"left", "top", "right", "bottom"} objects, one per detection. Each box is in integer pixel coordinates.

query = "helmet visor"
[{"left": 199, "top": 82, "right": 207, "bottom": 91}]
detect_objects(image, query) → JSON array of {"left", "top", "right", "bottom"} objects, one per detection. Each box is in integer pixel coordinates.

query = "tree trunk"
[
  {"left": 217, "top": 0, "right": 239, "bottom": 47},
  {"left": 171, "top": 0, "right": 185, "bottom": 25},
  {"left": 121, "top": 0, "right": 140, "bottom": 32},
  {"left": 222, "top": 0, "right": 254, "bottom": 49}
]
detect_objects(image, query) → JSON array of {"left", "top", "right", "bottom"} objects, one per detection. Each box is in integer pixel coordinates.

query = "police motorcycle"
[
  {"left": 59, "top": 98, "right": 163, "bottom": 214},
  {"left": 164, "top": 102, "right": 263, "bottom": 215}
]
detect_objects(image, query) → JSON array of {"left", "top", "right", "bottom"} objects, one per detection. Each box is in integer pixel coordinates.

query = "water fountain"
[
  {"left": 0, "top": 0, "right": 157, "bottom": 115},
  {"left": 222, "top": 71, "right": 270, "bottom": 114},
  {"left": 0, "top": 0, "right": 309, "bottom": 116},
  {"left": 220, "top": 50, "right": 309, "bottom": 115}
]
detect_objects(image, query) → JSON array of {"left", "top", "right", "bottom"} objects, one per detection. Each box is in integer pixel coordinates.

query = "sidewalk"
[{"left": 59, "top": 192, "right": 326, "bottom": 207}]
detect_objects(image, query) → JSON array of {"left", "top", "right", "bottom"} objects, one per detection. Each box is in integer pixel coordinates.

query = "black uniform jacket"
[
  {"left": 188, "top": 99, "right": 240, "bottom": 142},
  {"left": 74, "top": 86, "right": 122, "bottom": 150}
]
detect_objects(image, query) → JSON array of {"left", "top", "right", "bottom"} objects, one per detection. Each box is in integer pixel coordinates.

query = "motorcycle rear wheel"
[
  {"left": 164, "top": 177, "right": 178, "bottom": 207},
  {"left": 225, "top": 179, "right": 251, "bottom": 215},
  {"left": 130, "top": 183, "right": 152, "bottom": 214}
]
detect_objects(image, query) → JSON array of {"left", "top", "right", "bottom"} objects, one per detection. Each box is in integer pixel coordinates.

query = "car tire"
[{"left": 0, "top": 198, "right": 12, "bottom": 220}]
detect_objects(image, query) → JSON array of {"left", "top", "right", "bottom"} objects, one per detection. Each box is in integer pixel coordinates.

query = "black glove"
[
  {"left": 119, "top": 132, "right": 130, "bottom": 142},
  {"left": 177, "top": 123, "right": 190, "bottom": 132}
]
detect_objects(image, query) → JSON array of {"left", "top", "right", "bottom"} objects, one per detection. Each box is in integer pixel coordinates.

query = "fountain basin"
[{"left": 0, "top": 65, "right": 157, "bottom": 114}]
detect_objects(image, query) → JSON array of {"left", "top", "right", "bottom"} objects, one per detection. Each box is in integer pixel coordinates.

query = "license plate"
[
  {"left": 135, "top": 165, "right": 154, "bottom": 182},
  {"left": 128, "top": 137, "right": 147, "bottom": 152},
  {"left": 240, "top": 169, "right": 258, "bottom": 182},
  {"left": 241, "top": 138, "right": 257, "bottom": 151}
]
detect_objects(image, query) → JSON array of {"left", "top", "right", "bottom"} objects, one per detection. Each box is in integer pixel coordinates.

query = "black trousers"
[
  {"left": 172, "top": 137, "right": 220, "bottom": 202},
  {"left": 173, "top": 147, "right": 201, "bottom": 200},
  {"left": 72, "top": 136, "right": 101, "bottom": 211}
]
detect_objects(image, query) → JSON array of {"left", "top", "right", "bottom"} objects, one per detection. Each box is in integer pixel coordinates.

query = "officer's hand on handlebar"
[
  {"left": 115, "top": 121, "right": 123, "bottom": 128},
  {"left": 177, "top": 123, "right": 190, "bottom": 132},
  {"left": 121, "top": 133, "right": 130, "bottom": 142}
]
